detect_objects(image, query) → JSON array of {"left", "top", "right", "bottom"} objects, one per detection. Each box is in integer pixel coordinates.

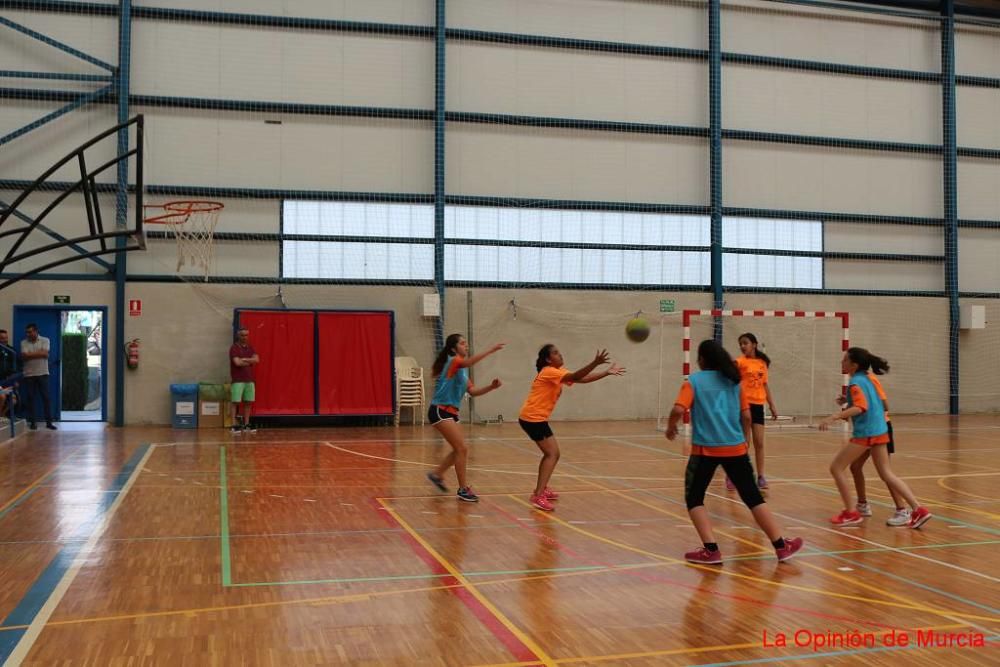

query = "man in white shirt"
[{"left": 20, "top": 323, "right": 56, "bottom": 430}]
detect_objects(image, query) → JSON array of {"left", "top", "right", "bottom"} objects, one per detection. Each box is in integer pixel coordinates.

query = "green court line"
[
  {"left": 219, "top": 446, "right": 232, "bottom": 587},
  {"left": 230, "top": 564, "right": 608, "bottom": 588}
]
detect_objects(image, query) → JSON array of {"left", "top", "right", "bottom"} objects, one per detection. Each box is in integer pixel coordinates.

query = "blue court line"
[
  {"left": 507, "top": 439, "right": 1000, "bottom": 625},
  {"left": 0, "top": 443, "right": 150, "bottom": 664},
  {"left": 633, "top": 486, "right": 1000, "bottom": 618},
  {"left": 0, "top": 477, "right": 52, "bottom": 522},
  {"left": 787, "top": 478, "right": 1000, "bottom": 536},
  {"left": 689, "top": 635, "right": 999, "bottom": 666}
]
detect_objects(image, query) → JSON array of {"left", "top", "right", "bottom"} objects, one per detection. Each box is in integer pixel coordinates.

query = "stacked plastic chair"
[{"left": 394, "top": 356, "right": 425, "bottom": 425}]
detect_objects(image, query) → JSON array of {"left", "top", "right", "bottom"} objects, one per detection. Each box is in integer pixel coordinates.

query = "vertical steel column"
[
  {"left": 114, "top": 0, "right": 132, "bottom": 426},
  {"left": 433, "top": 0, "right": 446, "bottom": 351},
  {"left": 709, "top": 0, "right": 724, "bottom": 342},
  {"left": 942, "top": 0, "right": 959, "bottom": 415}
]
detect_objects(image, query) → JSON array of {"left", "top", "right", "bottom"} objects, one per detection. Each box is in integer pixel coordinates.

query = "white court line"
[
  {"left": 5, "top": 444, "right": 156, "bottom": 666},
  {"left": 707, "top": 489, "right": 1000, "bottom": 586}
]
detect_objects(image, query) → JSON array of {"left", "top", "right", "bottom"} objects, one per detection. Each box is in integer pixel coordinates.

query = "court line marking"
[
  {"left": 502, "top": 495, "right": 997, "bottom": 624},
  {"left": 376, "top": 498, "right": 556, "bottom": 667},
  {"left": 0, "top": 443, "right": 153, "bottom": 666},
  {"left": 862, "top": 485, "right": 1000, "bottom": 521},
  {"left": 616, "top": 482, "right": 1000, "bottom": 623},
  {"left": 219, "top": 446, "right": 232, "bottom": 587},
  {"left": 0, "top": 445, "right": 87, "bottom": 521},
  {"left": 702, "top": 489, "right": 1000, "bottom": 616},
  {"left": 592, "top": 484, "right": 999, "bottom": 628},
  {"left": 502, "top": 441, "right": 1000, "bottom": 627},
  {"left": 467, "top": 624, "right": 980, "bottom": 667},
  {"left": 689, "top": 634, "right": 1000, "bottom": 667},
  {"left": 936, "top": 476, "right": 996, "bottom": 502},
  {"left": 785, "top": 477, "right": 1000, "bottom": 535}
]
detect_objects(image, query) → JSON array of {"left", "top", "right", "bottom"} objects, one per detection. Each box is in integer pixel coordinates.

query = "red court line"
[
  {"left": 371, "top": 498, "right": 542, "bottom": 664},
  {"left": 485, "top": 500, "right": 912, "bottom": 633}
]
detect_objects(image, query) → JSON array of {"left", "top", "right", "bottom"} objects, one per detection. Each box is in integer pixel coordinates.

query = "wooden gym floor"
[{"left": 0, "top": 416, "right": 997, "bottom": 666}]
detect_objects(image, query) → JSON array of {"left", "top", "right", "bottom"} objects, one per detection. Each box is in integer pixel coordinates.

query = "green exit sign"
[
  {"left": 53, "top": 295, "right": 70, "bottom": 304},
  {"left": 659, "top": 299, "right": 675, "bottom": 313}
]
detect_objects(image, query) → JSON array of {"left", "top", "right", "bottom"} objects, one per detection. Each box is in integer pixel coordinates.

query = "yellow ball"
[{"left": 625, "top": 317, "right": 650, "bottom": 343}]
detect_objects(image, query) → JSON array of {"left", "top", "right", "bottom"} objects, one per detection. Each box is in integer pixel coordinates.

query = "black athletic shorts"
[
  {"left": 428, "top": 405, "right": 460, "bottom": 424},
  {"left": 749, "top": 403, "right": 766, "bottom": 425},
  {"left": 519, "top": 419, "right": 553, "bottom": 442}
]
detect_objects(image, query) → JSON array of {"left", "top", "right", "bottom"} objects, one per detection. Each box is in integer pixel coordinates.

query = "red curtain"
[
  {"left": 317, "top": 312, "right": 393, "bottom": 415},
  {"left": 237, "top": 310, "right": 315, "bottom": 415}
]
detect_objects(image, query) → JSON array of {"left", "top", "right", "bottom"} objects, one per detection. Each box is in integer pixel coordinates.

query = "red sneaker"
[
  {"left": 530, "top": 493, "right": 555, "bottom": 511},
  {"left": 908, "top": 506, "right": 932, "bottom": 529},
  {"left": 830, "top": 509, "right": 864, "bottom": 526},
  {"left": 684, "top": 547, "right": 723, "bottom": 565},
  {"left": 543, "top": 487, "right": 559, "bottom": 500},
  {"left": 775, "top": 537, "right": 804, "bottom": 562}
]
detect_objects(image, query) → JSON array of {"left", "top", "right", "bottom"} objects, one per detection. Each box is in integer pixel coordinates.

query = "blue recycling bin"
[{"left": 169, "top": 383, "right": 199, "bottom": 428}]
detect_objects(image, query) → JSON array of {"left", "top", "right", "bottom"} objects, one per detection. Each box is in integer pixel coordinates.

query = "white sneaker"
[
  {"left": 886, "top": 509, "right": 911, "bottom": 527},
  {"left": 856, "top": 502, "right": 873, "bottom": 517}
]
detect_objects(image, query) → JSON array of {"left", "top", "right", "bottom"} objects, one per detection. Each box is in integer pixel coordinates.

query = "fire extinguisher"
[{"left": 125, "top": 338, "right": 140, "bottom": 370}]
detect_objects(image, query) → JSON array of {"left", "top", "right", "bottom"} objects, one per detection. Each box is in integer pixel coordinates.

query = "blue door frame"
[{"left": 11, "top": 305, "right": 109, "bottom": 422}]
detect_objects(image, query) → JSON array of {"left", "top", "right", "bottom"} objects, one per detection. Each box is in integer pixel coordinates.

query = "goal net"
[{"left": 657, "top": 308, "right": 849, "bottom": 431}]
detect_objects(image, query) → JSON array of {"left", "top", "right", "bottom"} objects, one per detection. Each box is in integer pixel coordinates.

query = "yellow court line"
[
  {"left": 507, "top": 494, "right": 999, "bottom": 624},
  {"left": 0, "top": 444, "right": 85, "bottom": 515},
  {"left": 377, "top": 498, "right": 558, "bottom": 667},
  {"left": 470, "top": 623, "right": 973, "bottom": 667},
  {"left": 936, "top": 476, "right": 998, "bottom": 503},
  {"left": 861, "top": 485, "right": 1000, "bottom": 521},
  {"left": 601, "top": 485, "right": 1000, "bottom": 626}
]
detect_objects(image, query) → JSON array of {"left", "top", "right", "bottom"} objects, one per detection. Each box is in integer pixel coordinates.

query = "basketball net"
[{"left": 144, "top": 201, "right": 223, "bottom": 281}]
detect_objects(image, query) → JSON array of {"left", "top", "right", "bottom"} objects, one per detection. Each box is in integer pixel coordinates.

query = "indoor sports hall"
[{"left": 0, "top": 1, "right": 998, "bottom": 665}]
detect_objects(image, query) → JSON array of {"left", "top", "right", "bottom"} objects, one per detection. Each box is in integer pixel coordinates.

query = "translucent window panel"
[
  {"left": 446, "top": 245, "right": 710, "bottom": 285},
  {"left": 283, "top": 201, "right": 434, "bottom": 237},
  {"left": 446, "top": 206, "right": 711, "bottom": 247},
  {"left": 723, "top": 254, "right": 822, "bottom": 289},
  {"left": 723, "top": 217, "right": 822, "bottom": 251},
  {"left": 283, "top": 241, "right": 433, "bottom": 280}
]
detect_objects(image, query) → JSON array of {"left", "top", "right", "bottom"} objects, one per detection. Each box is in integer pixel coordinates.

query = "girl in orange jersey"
[
  {"left": 728, "top": 333, "right": 778, "bottom": 490},
  {"left": 518, "top": 346, "right": 625, "bottom": 511}
]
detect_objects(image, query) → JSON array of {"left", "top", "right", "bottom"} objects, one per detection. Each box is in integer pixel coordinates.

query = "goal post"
[{"left": 657, "top": 308, "right": 850, "bottom": 431}]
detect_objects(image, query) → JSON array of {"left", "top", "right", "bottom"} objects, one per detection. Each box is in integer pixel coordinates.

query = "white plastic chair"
[{"left": 395, "top": 357, "right": 425, "bottom": 425}]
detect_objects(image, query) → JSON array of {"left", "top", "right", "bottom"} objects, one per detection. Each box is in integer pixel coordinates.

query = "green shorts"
[{"left": 231, "top": 382, "right": 255, "bottom": 403}]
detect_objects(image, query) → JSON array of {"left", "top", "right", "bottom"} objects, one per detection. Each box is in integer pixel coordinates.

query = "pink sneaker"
[
  {"left": 830, "top": 509, "right": 864, "bottom": 526},
  {"left": 908, "top": 506, "right": 932, "bottom": 529},
  {"left": 543, "top": 487, "right": 559, "bottom": 500},
  {"left": 530, "top": 493, "right": 555, "bottom": 511},
  {"left": 775, "top": 537, "right": 804, "bottom": 562},
  {"left": 725, "top": 477, "right": 736, "bottom": 491},
  {"left": 684, "top": 547, "right": 722, "bottom": 565}
]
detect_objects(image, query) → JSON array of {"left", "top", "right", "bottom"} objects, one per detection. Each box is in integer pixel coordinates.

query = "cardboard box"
[{"left": 199, "top": 399, "right": 232, "bottom": 429}]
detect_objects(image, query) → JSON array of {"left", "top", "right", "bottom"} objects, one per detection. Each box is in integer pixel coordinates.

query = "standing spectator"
[
  {"left": 21, "top": 324, "right": 56, "bottom": 430},
  {"left": 0, "top": 329, "right": 18, "bottom": 419},
  {"left": 230, "top": 327, "right": 259, "bottom": 434}
]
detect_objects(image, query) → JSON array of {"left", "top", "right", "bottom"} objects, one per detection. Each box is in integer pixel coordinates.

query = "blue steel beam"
[
  {"left": 0, "top": 85, "right": 113, "bottom": 147},
  {"left": 0, "top": 15, "right": 114, "bottom": 72},
  {"left": 709, "top": 0, "right": 724, "bottom": 341},
  {"left": 432, "top": 0, "right": 445, "bottom": 351},
  {"left": 114, "top": 0, "right": 132, "bottom": 427},
  {"left": 941, "top": 0, "right": 960, "bottom": 415},
  {"left": 0, "top": 70, "right": 112, "bottom": 82}
]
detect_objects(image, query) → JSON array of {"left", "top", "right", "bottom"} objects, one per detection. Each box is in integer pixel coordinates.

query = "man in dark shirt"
[{"left": 229, "top": 327, "right": 259, "bottom": 434}]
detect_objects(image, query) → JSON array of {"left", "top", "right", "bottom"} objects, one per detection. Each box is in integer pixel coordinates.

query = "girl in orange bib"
[
  {"left": 730, "top": 332, "right": 778, "bottom": 490},
  {"left": 518, "top": 346, "right": 625, "bottom": 511}
]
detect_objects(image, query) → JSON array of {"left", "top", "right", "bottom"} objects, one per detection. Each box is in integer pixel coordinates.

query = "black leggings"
[{"left": 685, "top": 454, "right": 765, "bottom": 510}]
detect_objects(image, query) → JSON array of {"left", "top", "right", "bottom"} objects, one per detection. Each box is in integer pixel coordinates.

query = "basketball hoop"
[{"left": 144, "top": 200, "right": 223, "bottom": 280}]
